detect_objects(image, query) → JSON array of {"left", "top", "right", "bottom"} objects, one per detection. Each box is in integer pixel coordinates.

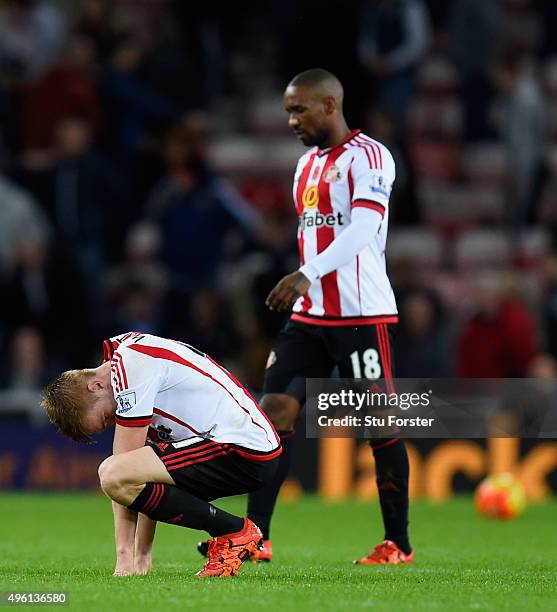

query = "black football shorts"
[
  {"left": 263, "top": 319, "right": 396, "bottom": 404},
  {"left": 150, "top": 437, "right": 280, "bottom": 501}
]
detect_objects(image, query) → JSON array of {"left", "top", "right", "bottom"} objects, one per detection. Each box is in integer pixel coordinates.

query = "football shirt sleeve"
[
  {"left": 350, "top": 146, "right": 396, "bottom": 217},
  {"left": 111, "top": 347, "right": 164, "bottom": 428}
]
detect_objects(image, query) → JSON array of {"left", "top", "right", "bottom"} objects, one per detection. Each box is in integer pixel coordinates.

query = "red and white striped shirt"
[
  {"left": 103, "top": 332, "right": 281, "bottom": 460},
  {"left": 293, "top": 129, "right": 398, "bottom": 326}
]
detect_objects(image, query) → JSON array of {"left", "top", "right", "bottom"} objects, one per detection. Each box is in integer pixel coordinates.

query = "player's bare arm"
[
  {"left": 107, "top": 423, "right": 151, "bottom": 576},
  {"left": 100, "top": 430, "right": 175, "bottom": 576},
  {"left": 266, "top": 271, "right": 311, "bottom": 312},
  {"left": 134, "top": 514, "right": 156, "bottom": 575},
  {"left": 112, "top": 425, "right": 157, "bottom": 576}
]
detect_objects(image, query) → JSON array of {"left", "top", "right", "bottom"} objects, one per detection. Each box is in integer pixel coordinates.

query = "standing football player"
[{"left": 244, "top": 68, "right": 412, "bottom": 564}]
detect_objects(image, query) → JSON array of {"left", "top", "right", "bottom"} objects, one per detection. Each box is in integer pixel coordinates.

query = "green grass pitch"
[{"left": 1, "top": 493, "right": 556, "bottom": 611}]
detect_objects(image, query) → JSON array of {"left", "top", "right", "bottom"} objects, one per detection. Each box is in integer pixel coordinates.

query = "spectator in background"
[
  {"left": 20, "top": 34, "right": 102, "bottom": 160},
  {"left": 447, "top": 0, "right": 501, "bottom": 141},
  {"left": 141, "top": 9, "right": 210, "bottom": 110},
  {"left": 499, "top": 351, "right": 557, "bottom": 438},
  {"left": 493, "top": 50, "right": 546, "bottom": 228},
  {"left": 543, "top": 249, "right": 557, "bottom": 361},
  {"left": 0, "top": 327, "right": 52, "bottom": 424},
  {"left": 103, "top": 222, "right": 168, "bottom": 337},
  {"left": 456, "top": 271, "right": 538, "bottom": 377},
  {"left": 0, "top": 0, "right": 66, "bottom": 79},
  {"left": 1, "top": 234, "right": 89, "bottom": 364},
  {"left": 167, "top": 286, "right": 243, "bottom": 365},
  {"left": 0, "top": 326, "right": 50, "bottom": 388},
  {"left": 249, "top": 211, "right": 297, "bottom": 341},
  {"left": 22, "top": 115, "right": 127, "bottom": 280},
  {"left": 0, "top": 58, "right": 26, "bottom": 157},
  {"left": 75, "top": 0, "right": 118, "bottom": 65},
  {"left": 147, "top": 117, "right": 260, "bottom": 289},
  {"left": 101, "top": 33, "right": 183, "bottom": 154},
  {"left": 395, "top": 286, "right": 453, "bottom": 377},
  {"left": 0, "top": 172, "right": 50, "bottom": 274},
  {"left": 528, "top": 353, "right": 557, "bottom": 380},
  {"left": 105, "top": 274, "right": 167, "bottom": 339},
  {"left": 230, "top": 211, "right": 298, "bottom": 391},
  {"left": 359, "top": 0, "right": 430, "bottom": 122}
]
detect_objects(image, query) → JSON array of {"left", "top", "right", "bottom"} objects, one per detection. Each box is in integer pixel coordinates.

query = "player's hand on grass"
[
  {"left": 113, "top": 553, "right": 135, "bottom": 576},
  {"left": 113, "top": 556, "right": 152, "bottom": 576},
  {"left": 266, "top": 271, "right": 311, "bottom": 312},
  {"left": 134, "top": 554, "right": 152, "bottom": 575},
  {"left": 113, "top": 565, "right": 134, "bottom": 576}
]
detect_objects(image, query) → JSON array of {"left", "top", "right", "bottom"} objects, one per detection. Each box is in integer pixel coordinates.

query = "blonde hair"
[{"left": 41, "top": 369, "right": 95, "bottom": 443}]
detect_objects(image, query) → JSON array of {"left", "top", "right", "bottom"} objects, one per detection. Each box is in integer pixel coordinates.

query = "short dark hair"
[{"left": 289, "top": 68, "right": 342, "bottom": 89}]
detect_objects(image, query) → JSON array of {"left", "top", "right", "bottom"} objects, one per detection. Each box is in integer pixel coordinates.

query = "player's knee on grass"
[{"left": 260, "top": 393, "right": 300, "bottom": 432}]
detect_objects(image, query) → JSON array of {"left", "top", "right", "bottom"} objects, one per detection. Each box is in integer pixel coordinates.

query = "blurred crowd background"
[{"left": 1, "top": 0, "right": 557, "bottom": 426}]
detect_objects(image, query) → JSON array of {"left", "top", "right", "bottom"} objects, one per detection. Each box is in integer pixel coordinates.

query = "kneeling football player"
[{"left": 41, "top": 332, "right": 282, "bottom": 577}]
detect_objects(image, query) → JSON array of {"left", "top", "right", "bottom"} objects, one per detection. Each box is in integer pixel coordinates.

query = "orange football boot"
[
  {"left": 199, "top": 536, "right": 272, "bottom": 563},
  {"left": 251, "top": 539, "right": 272, "bottom": 563},
  {"left": 354, "top": 540, "right": 414, "bottom": 565},
  {"left": 196, "top": 519, "right": 262, "bottom": 577}
]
